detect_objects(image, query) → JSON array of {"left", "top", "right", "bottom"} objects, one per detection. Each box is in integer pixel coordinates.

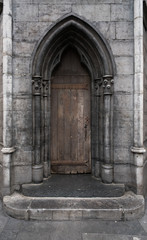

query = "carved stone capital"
[
  {"left": 32, "top": 76, "right": 42, "bottom": 96},
  {"left": 1, "top": 147, "right": 16, "bottom": 154},
  {"left": 103, "top": 75, "right": 114, "bottom": 95},
  {"left": 42, "top": 79, "right": 49, "bottom": 97},
  {"left": 94, "top": 77, "right": 103, "bottom": 90}
]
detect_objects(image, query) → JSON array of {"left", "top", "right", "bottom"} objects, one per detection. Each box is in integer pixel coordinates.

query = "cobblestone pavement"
[{"left": 0, "top": 197, "right": 147, "bottom": 240}]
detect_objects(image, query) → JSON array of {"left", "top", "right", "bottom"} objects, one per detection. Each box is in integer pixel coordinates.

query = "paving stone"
[
  {"left": 0, "top": 230, "right": 18, "bottom": 240},
  {"left": 16, "top": 231, "right": 50, "bottom": 240},
  {"left": 0, "top": 215, "right": 9, "bottom": 234},
  {"left": 82, "top": 233, "right": 147, "bottom": 240},
  {"left": 80, "top": 220, "right": 147, "bottom": 236},
  {"left": 139, "top": 198, "right": 147, "bottom": 233},
  {"left": 4, "top": 218, "right": 24, "bottom": 232}
]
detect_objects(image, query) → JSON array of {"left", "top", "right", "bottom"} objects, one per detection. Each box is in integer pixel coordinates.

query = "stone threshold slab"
[
  {"left": 82, "top": 233, "right": 147, "bottom": 240},
  {"left": 3, "top": 191, "right": 144, "bottom": 221},
  {"left": 21, "top": 175, "right": 125, "bottom": 198}
]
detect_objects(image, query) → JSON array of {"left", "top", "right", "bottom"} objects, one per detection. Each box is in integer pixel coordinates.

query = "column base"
[
  {"left": 94, "top": 161, "right": 101, "bottom": 178},
  {"left": 43, "top": 162, "right": 48, "bottom": 178},
  {"left": 101, "top": 164, "right": 113, "bottom": 183},
  {"left": 32, "top": 164, "right": 43, "bottom": 183}
]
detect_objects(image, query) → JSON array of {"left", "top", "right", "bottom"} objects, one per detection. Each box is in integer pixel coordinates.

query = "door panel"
[{"left": 51, "top": 48, "right": 91, "bottom": 174}]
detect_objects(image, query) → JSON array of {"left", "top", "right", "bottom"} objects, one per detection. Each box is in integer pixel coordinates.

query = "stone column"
[
  {"left": 1, "top": 0, "right": 16, "bottom": 195},
  {"left": 94, "top": 77, "right": 102, "bottom": 178},
  {"left": 32, "top": 76, "right": 43, "bottom": 183},
  {"left": 101, "top": 75, "right": 114, "bottom": 183},
  {"left": 131, "top": 0, "right": 146, "bottom": 194},
  {"left": 42, "top": 79, "right": 49, "bottom": 178}
]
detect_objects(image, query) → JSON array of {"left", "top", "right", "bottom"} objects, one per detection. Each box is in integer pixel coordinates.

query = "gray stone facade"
[{"left": 0, "top": 0, "right": 147, "bottom": 219}]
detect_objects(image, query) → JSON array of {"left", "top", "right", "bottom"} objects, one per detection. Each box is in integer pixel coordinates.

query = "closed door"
[{"left": 51, "top": 48, "right": 91, "bottom": 174}]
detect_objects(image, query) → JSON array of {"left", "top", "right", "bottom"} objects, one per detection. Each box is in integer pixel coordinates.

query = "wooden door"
[{"left": 50, "top": 48, "right": 91, "bottom": 174}]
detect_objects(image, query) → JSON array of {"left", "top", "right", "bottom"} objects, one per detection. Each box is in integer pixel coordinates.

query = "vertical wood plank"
[
  {"left": 50, "top": 48, "right": 91, "bottom": 173},
  {"left": 51, "top": 87, "right": 58, "bottom": 162}
]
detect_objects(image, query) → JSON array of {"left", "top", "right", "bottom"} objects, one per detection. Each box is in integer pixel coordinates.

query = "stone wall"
[
  {"left": 143, "top": 20, "right": 147, "bottom": 195},
  {"left": 0, "top": 12, "right": 3, "bottom": 197},
  {"left": 11, "top": 0, "right": 134, "bottom": 189}
]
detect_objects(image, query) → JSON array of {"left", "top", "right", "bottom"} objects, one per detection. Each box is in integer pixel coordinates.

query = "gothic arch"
[
  {"left": 32, "top": 14, "right": 116, "bottom": 79},
  {"left": 31, "top": 14, "right": 116, "bottom": 183}
]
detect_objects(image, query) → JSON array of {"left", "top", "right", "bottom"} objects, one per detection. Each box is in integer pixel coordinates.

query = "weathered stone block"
[
  {"left": 13, "top": 109, "right": 32, "bottom": 128},
  {"left": 114, "top": 125, "right": 133, "bottom": 147},
  {"left": 13, "top": 41, "right": 35, "bottom": 57},
  {"left": 3, "top": 15, "right": 12, "bottom": 39},
  {"left": 113, "top": 109, "right": 133, "bottom": 127},
  {"left": 135, "top": 54, "right": 144, "bottom": 74},
  {"left": 69, "top": 210, "right": 83, "bottom": 220},
  {"left": 38, "top": 4, "right": 71, "bottom": 22},
  {"left": 13, "top": 22, "right": 28, "bottom": 40},
  {"left": 3, "top": 55, "right": 12, "bottom": 75},
  {"left": 116, "top": 22, "right": 134, "bottom": 40},
  {"left": 115, "top": 56, "right": 133, "bottom": 74},
  {"left": 53, "top": 210, "right": 69, "bottom": 220},
  {"left": 29, "top": 209, "right": 53, "bottom": 221},
  {"left": 13, "top": 76, "right": 32, "bottom": 95},
  {"left": 111, "top": 4, "right": 133, "bottom": 21},
  {"left": 72, "top": 4, "right": 111, "bottom": 22},
  {"left": 13, "top": 57, "right": 31, "bottom": 77},
  {"left": 0, "top": 164, "right": 3, "bottom": 195},
  {"left": 114, "top": 94, "right": 133, "bottom": 111},
  {"left": 12, "top": 150, "right": 32, "bottom": 165},
  {"left": 110, "top": 40, "right": 133, "bottom": 56},
  {"left": 11, "top": 165, "right": 32, "bottom": 185},
  {"left": 3, "top": 38, "right": 12, "bottom": 55},
  {"left": 96, "top": 22, "right": 115, "bottom": 40},
  {"left": 13, "top": 3, "right": 39, "bottom": 22},
  {"left": 26, "top": 22, "right": 49, "bottom": 41},
  {"left": 114, "top": 164, "right": 132, "bottom": 183},
  {"left": 13, "top": 128, "right": 33, "bottom": 147},
  {"left": 114, "top": 75, "right": 133, "bottom": 92},
  {"left": 143, "top": 161, "right": 147, "bottom": 196},
  {"left": 13, "top": 98, "right": 31, "bottom": 112},
  {"left": 114, "top": 147, "right": 132, "bottom": 164}
]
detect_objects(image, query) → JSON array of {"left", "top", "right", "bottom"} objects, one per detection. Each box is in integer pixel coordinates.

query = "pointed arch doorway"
[
  {"left": 51, "top": 48, "right": 91, "bottom": 174},
  {"left": 32, "top": 15, "right": 116, "bottom": 183}
]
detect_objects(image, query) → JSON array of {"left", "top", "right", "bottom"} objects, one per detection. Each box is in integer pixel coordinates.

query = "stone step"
[{"left": 3, "top": 191, "right": 144, "bottom": 221}]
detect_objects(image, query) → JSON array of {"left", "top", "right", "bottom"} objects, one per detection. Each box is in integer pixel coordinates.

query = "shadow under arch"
[
  {"left": 32, "top": 14, "right": 116, "bottom": 79},
  {"left": 31, "top": 14, "right": 116, "bottom": 183}
]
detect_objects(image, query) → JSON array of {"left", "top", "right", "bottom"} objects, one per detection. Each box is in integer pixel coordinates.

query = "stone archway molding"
[{"left": 32, "top": 14, "right": 116, "bottom": 78}]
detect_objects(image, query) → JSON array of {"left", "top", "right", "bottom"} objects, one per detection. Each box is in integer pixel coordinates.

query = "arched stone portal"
[{"left": 32, "top": 15, "right": 116, "bottom": 183}]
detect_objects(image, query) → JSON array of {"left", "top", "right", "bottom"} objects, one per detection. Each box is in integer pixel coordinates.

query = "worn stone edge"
[{"left": 3, "top": 192, "right": 145, "bottom": 221}]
